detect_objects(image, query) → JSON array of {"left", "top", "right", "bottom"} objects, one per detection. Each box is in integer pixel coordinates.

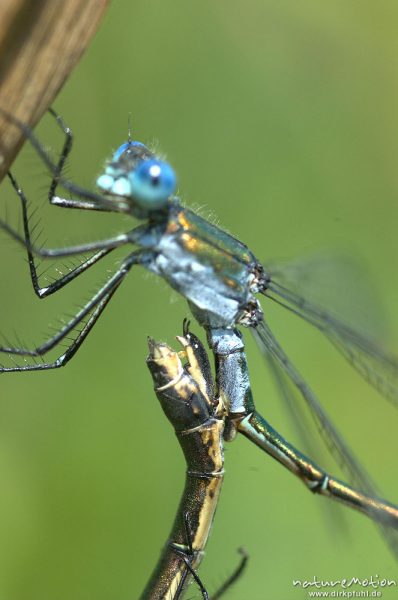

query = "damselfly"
[
  {"left": 0, "top": 110, "right": 397, "bottom": 570},
  {"left": 144, "top": 321, "right": 247, "bottom": 599}
]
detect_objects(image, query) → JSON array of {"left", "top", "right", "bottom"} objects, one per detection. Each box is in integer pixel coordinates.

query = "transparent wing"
[
  {"left": 263, "top": 253, "right": 398, "bottom": 407},
  {"left": 254, "top": 319, "right": 398, "bottom": 557},
  {"left": 262, "top": 341, "right": 322, "bottom": 462},
  {"left": 262, "top": 342, "right": 349, "bottom": 534}
]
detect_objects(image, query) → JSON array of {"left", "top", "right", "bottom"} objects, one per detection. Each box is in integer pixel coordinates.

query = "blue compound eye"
[
  {"left": 129, "top": 159, "right": 176, "bottom": 208},
  {"left": 112, "top": 141, "right": 146, "bottom": 162}
]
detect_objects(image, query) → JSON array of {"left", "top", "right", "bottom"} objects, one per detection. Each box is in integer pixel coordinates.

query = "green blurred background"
[{"left": 1, "top": 1, "right": 398, "bottom": 598}]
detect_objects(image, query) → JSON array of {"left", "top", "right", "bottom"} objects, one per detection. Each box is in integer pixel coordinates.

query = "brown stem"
[{"left": 0, "top": 0, "right": 110, "bottom": 179}]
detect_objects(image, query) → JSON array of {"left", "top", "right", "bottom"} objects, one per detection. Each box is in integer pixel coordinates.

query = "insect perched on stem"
[{"left": 0, "top": 109, "right": 398, "bottom": 571}]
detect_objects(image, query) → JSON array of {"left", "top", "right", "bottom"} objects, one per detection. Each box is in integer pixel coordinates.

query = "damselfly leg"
[
  {"left": 171, "top": 516, "right": 248, "bottom": 600},
  {"left": 46, "top": 108, "right": 73, "bottom": 208},
  {"left": 6, "top": 171, "right": 116, "bottom": 298},
  {"left": 0, "top": 252, "right": 143, "bottom": 372},
  {"left": 0, "top": 108, "right": 131, "bottom": 213},
  {"left": 0, "top": 112, "right": 157, "bottom": 371},
  {"left": 46, "top": 109, "right": 121, "bottom": 212},
  {"left": 169, "top": 513, "right": 211, "bottom": 600},
  {"left": 210, "top": 548, "right": 248, "bottom": 600},
  {"left": 166, "top": 519, "right": 248, "bottom": 600}
]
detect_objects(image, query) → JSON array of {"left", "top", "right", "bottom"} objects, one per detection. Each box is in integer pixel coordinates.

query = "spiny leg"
[
  {"left": 46, "top": 109, "right": 110, "bottom": 212},
  {"left": 6, "top": 171, "right": 118, "bottom": 297},
  {"left": 0, "top": 252, "right": 142, "bottom": 372},
  {"left": 179, "top": 519, "right": 249, "bottom": 600},
  {"left": 47, "top": 108, "right": 73, "bottom": 206},
  {"left": 0, "top": 208, "right": 131, "bottom": 258},
  {"left": 171, "top": 523, "right": 248, "bottom": 600},
  {"left": 0, "top": 289, "right": 114, "bottom": 373},
  {"left": 211, "top": 548, "right": 249, "bottom": 600},
  {"left": 171, "top": 512, "right": 209, "bottom": 600},
  {"left": 0, "top": 108, "right": 129, "bottom": 214}
]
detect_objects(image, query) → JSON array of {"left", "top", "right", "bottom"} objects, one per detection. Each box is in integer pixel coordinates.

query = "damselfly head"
[{"left": 96, "top": 141, "right": 177, "bottom": 217}]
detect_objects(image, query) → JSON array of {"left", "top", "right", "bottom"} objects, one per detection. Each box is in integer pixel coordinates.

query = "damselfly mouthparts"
[{"left": 0, "top": 110, "right": 397, "bottom": 570}]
